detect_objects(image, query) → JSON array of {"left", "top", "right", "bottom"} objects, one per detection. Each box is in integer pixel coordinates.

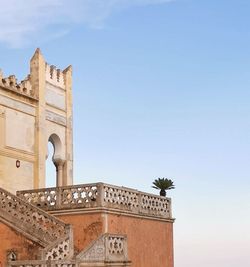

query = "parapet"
[
  {"left": 17, "top": 182, "right": 173, "bottom": 220},
  {"left": 0, "top": 69, "right": 36, "bottom": 99},
  {"left": 45, "top": 63, "right": 65, "bottom": 89}
]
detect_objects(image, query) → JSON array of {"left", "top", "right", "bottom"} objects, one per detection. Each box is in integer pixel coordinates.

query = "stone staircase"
[
  {"left": 0, "top": 187, "right": 74, "bottom": 264},
  {"left": 9, "top": 234, "right": 130, "bottom": 267},
  {"left": 0, "top": 187, "right": 131, "bottom": 267}
]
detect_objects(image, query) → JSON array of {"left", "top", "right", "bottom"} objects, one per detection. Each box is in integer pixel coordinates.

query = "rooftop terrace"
[{"left": 17, "top": 182, "right": 172, "bottom": 220}]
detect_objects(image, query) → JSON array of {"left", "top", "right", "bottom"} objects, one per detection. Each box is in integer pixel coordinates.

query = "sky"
[{"left": 1, "top": 0, "right": 250, "bottom": 266}]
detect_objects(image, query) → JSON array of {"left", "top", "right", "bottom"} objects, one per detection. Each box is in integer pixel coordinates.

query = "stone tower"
[{"left": 0, "top": 49, "right": 73, "bottom": 193}]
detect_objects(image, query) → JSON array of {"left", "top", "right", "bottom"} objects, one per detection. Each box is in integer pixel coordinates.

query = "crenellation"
[
  {"left": 0, "top": 71, "right": 36, "bottom": 99},
  {"left": 20, "top": 77, "right": 33, "bottom": 96},
  {"left": 45, "top": 63, "right": 65, "bottom": 89},
  {"left": 8, "top": 75, "right": 17, "bottom": 87}
]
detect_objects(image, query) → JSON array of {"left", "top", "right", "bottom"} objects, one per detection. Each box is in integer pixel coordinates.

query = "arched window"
[{"left": 46, "top": 141, "right": 56, "bottom": 187}]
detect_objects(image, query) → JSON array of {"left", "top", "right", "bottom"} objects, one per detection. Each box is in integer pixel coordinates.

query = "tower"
[{"left": 0, "top": 49, "right": 73, "bottom": 193}]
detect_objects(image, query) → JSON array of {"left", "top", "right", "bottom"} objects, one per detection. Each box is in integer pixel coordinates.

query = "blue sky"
[{"left": 1, "top": 0, "right": 250, "bottom": 266}]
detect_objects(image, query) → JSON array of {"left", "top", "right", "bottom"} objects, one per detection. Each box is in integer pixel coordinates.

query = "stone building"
[{"left": 0, "top": 50, "right": 174, "bottom": 267}]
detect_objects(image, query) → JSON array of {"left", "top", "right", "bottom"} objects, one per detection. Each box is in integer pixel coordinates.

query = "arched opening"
[
  {"left": 46, "top": 141, "right": 56, "bottom": 187},
  {"left": 46, "top": 134, "right": 65, "bottom": 187}
]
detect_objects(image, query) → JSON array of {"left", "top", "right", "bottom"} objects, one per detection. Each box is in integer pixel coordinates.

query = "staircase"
[
  {"left": 0, "top": 187, "right": 131, "bottom": 267},
  {"left": 0, "top": 187, "right": 74, "bottom": 262}
]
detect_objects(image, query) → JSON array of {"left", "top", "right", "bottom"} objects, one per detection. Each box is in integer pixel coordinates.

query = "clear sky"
[{"left": 1, "top": 1, "right": 250, "bottom": 266}]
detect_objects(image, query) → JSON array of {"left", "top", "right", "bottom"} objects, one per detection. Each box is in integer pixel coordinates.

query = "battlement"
[
  {"left": 45, "top": 63, "right": 65, "bottom": 89},
  {"left": 0, "top": 70, "right": 36, "bottom": 99}
]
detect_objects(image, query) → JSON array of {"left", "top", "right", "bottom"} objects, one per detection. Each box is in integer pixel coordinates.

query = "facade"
[
  {"left": 0, "top": 50, "right": 174, "bottom": 267},
  {"left": 0, "top": 48, "right": 73, "bottom": 193}
]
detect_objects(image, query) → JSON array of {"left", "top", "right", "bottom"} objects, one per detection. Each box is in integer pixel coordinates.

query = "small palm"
[{"left": 152, "top": 178, "right": 175, "bottom": 196}]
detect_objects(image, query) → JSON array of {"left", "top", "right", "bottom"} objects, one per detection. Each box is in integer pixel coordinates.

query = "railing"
[
  {"left": 0, "top": 187, "right": 73, "bottom": 260},
  {"left": 17, "top": 183, "right": 172, "bottom": 219},
  {"left": 8, "top": 234, "right": 130, "bottom": 267},
  {"left": 76, "top": 233, "right": 129, "bottom": 263}
]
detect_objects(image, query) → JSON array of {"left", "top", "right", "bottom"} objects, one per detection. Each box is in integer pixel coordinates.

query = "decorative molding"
[
  {"left": 76, "top": 233, "right": 130, "bottom": 264},
  {"left": 0, "top": 94, "right": 36, "bottom": 116},
  {"left": 45, "top": 110, "right": 66, "bottom": 126},
  {"left": 0, "top": 148, "right": 35, "bottom": 162},
  {"left": 77, "top": 235, "right": 105, "bottom": 262},
  {"left": 50, "top": 207, "right": 175, "bottom": 223},
  {"left": 3, "top": 146, "right": 35, "bottom": 157}
]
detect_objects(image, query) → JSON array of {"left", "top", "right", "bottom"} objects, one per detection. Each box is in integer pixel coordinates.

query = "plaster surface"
[{"left": 0, "top": 49, "right": 73, "bottom": 192}]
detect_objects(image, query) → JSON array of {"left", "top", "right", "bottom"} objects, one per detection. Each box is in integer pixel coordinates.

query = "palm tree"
[{"left": 152, "top": 178, "right": 175, "bottom": 197}]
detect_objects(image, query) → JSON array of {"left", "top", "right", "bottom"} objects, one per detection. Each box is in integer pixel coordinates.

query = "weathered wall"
[
  {"left": 0, "top": 221, "right": 41, "bottom": 266},
  {"left": 0, "top": 102, "right": 35, "bottom": 193},
  {"left": 45, "top": 82, "right": 66, "bottom": 110},
  {"left": 54, "top": 212, "right": 174, "bottom": 267},
  {"left": 108, "top": 214, "right": 174, "bottom": 267},
  {"left": 0, "top": 155, "right": 33, "bottom": 192},
  {"left": 0, "top": 49, "right": 73, "bottom": 192},
  {"left": 5, "top": 108, "right": 35, "bottom": 153},
  {"left": 55, "top": 213, "right": 104, "bottom": 254}
]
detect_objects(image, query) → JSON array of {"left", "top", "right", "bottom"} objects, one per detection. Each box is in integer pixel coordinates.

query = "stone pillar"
[
  {"left": 63, "top": 66, "right": 73, "bottom": 185},
  {"left": 54, "top": 159, "right": 65, "bottom": 187},
  {"left": 30, "top": 48, "right": 46, "bottom": 189}
]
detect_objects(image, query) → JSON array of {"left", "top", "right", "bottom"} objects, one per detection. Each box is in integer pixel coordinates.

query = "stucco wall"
[
  {"left": 107, "top": 214, "right": 174, "bottom": 267},
  {"left": 0, "top": 221, "right": 41, "bottom": 267},
  {"left": 0, "top": 100, "right": 35, "bottom": 193},
  {"left": 5, "top": 108, "right": 35, "bottom": 153},
  {"left": 0, "top": 155, "right": 33, "bottom": 193},
  {"left": 0, "top": 49, "right": 73, "bottom": 191},
  {"left": 55, "top": 212, "right": 174, "bottom": 267},
  {"left": 45, "top": 82, "right": 66, "bottom": 110},
  {"left": 55, "top": 213, "right": 104, "bottom": 254}
]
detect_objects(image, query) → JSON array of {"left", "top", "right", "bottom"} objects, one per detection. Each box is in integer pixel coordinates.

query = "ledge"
[{"left": 0, "top": 84, "right": 38, "bottom": 101}]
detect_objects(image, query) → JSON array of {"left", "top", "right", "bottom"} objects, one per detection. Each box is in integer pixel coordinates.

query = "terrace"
[{"left": 17, "top": 182, "right": 172, "bottom": 220}]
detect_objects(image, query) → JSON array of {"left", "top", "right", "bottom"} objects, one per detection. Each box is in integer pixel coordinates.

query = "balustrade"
[
  {"left": 17, "top": 183, "right": 172, "bottom": 219},
  {"left": 0, "top": 187, "right": 73, "bottom": 262},
  {"left": 76, "top": 233, "right": 129, "bottom": 263}
]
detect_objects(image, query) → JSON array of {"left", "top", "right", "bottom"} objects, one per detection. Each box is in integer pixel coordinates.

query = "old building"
[{"left": 0, "top": 50, "right": 174, "bottom": 267}]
